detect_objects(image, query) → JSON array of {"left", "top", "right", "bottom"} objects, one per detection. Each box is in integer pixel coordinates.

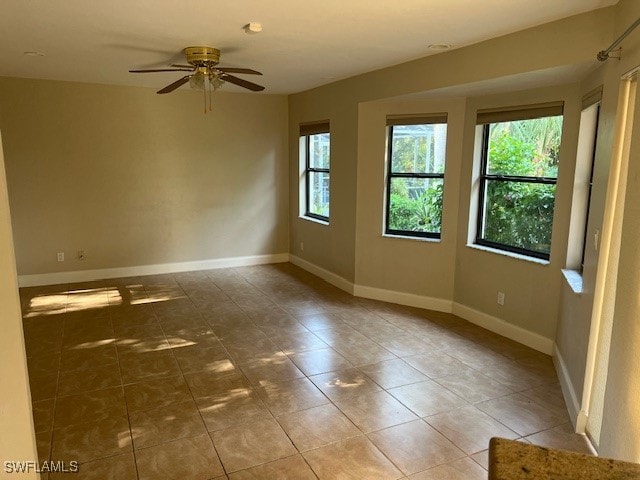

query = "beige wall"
[
  {"left": 288, "top": 99, "right": 359, "bottom": 281},
  {"left": 555, "top": 64, "right": 615, "bottom": 428},
  {"left": 556, "top": 281, "right": 591, "bottom": 406},
  {"left": 589, "top": 0, "right": 640, "bottom": 459},
  {"left": 555, "top": 67, "right": 608, "bottom": 414},
  {"left": 579, "top": 64, "right": 626, "bottom": 449},
  {"left": 0, "top": 131, "right": 39, "bottom": 478},
  {"left": 554, "top": 0, "right": 640, "bottom": 460},
  {"left": 598, "top": 75, "right": 640, "bottom": 460},
  {"left": 0, "top": 77, "right": 289, "bottom": 277},
  {"left": 454, "top": 84, "right": 581, "bottom": 340},
  {"left": 289, "top": 9, "right": 605, "bottom": 333},
  {"left": 289, "top": 2, "right": 640, "bottom": 460},
  {"left": 1, "top": 0, "right": 639, "bottom": 466},
  {"left": 289, "top": 8, "right": 613, "bottom": 284},
  {"left": 291, "top": 9, "right": 611, "bottom": 107},
  {"left": 354, "top": 98, "right": 465, "bottom": 299}
]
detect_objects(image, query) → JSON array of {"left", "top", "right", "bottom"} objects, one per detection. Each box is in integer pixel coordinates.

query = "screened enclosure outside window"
[
  {"left": 476, "top": 103, "right": 564, "bottom": 260},
  {"left": 300, "top": 123, "right": 330, "bottom": 221},
  {"left": 385, "top": 115, "right": 448, "bottom": 238}
]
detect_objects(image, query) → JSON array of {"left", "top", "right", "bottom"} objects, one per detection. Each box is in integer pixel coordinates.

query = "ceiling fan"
[{"left": 129, "top": 46, "right": 265, "bottom": 112}]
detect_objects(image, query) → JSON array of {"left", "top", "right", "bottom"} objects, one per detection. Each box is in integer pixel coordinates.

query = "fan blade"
[
  {"left": 221, "top": 74, "right": 265, "bottom": 91},
  {"left": 157, "top": 75, "right": 192, "bottom": 94},
  {"left": 130, "top": 68, "right": 193, "bottom": 73},
  {"left": 216, "top": 67, "right": 262, "bottom": 75},
  {"left": 171, "top": 64, "right": 196, "bottom": 69}
]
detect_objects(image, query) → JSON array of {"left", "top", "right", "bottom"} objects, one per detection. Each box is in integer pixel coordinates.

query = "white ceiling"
[
  {"left": 0, "top": 0, "right": 617, "bottom": 95},
  {"left": 387, "top": 62, "right": 600, "bottom": 101}
]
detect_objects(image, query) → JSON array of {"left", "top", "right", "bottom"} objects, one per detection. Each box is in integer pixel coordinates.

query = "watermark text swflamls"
[{"left": 4, "top": 460, "right": 79, "bottom": 474}]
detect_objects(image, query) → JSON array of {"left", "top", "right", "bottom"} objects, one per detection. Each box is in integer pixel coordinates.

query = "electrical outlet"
[
  {"left": 497, "top": 291, "right": 505, "bottom": 306},
  {"left": 57, "top": 252, "right": 64, "bottom": 262},
  {"left": 300, "top": 242, "right": 304, "bottom": 251},
  {"left": 77, "top": 250, "right": 85, "bottom": 261}
]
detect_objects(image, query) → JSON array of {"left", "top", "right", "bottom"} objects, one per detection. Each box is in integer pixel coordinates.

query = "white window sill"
[
  {"left": 561, "top": 269, "right": 584, "bottom": 294},
  {"left": 383, "top": 233, "right": 441, "bottom": 243},
  {"left": 299, "top": 215, "right": 329, "bottom": 226},
  {"left": 466, "top": 243, "right": 550, "bottom": 266}
]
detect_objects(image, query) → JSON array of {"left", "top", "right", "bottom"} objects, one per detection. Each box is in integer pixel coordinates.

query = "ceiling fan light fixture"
[
  {"left": 189, "top": 72, "right": 205, "bottom": 91},
  {"left": 188, "top": 71, "right": 225, "bottom": 114},
  {"left": 212, "top": 76, "right": 224, "bottom": 90},
  {"left": 128, "top": 45, "right": 264, "bottom": 113},
  {"left": 189, "top": 72, "right": 224, "bottom": 91}
]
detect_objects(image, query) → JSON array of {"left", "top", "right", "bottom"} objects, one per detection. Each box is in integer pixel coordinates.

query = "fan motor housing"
[{"left": 184, "top": 46, "right": 221, "bottom": 67}]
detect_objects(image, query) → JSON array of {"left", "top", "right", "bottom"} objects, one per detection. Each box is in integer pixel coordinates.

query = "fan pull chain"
[
  {"left": 203, "top": 83, "right": 207, "bottom": 114},
  {"left": 209, "top": 78, "right": 213, "bottom": 112}
]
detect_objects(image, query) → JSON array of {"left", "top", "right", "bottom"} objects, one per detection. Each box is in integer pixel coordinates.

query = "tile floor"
[{"left": 20, "top": 263, "right": 593, "bottom": 479}]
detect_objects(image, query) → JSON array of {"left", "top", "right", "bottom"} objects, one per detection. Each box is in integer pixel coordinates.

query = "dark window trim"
[
  {"left": 475, "top": 238, "right": 551, "bottom": 261},
  {"left": 475, "top": 123, "right": 559, "bottom": 261},
  {"left": 303, "top": 133, "right": 330, "bottom": 222},
  {"left": 385, "top": 124, "right": 444, "bottom": 239}
]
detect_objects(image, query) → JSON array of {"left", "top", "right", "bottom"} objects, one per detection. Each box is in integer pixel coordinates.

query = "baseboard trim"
[
  {"left": 353, "top": 284, "right": 453, "bottom": 313},
  {"left": 452, "top": 303, "right": 554, "bottom": 355},
  {"left": 17, "top": 253, "right": 290, "bottom": 287},
  {"left": 553, "top": 343, "right": 582, "bottom": 428},
  {"left": 576, "top": 410, "right": 589, "bottom": 434},
  {"left": 289, "top": 255, "right": 355, "bottom": 294},
  {"left": 289, "top": 256, "right": 553, "bottom": 355}
]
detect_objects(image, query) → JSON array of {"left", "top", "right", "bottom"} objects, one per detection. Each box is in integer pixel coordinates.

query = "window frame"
[
  {"left": 384, "top": 116, "right": 448, "bottom": 239},
  {"left": 578, "top": 104, "right": 600, "bottom": 271},
  {"left": 300, "top": 123, "right": 330, "bottom": 223},
  {"left": 474, "top": 105, "right": 564, "bottom": 261}
]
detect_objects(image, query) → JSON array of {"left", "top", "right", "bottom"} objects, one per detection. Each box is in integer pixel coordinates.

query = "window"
[
  {"left": 300, "top": 122, "right": 330, "bottom": 222},
  {"left": 475, "top": 103, "right": 564, "bottom": 260},
  {"left": 576, "top": 100, "right": 601, "bottom": 271},
  {"left": 385, "top": 115, "right": 448, "bottom": 238},
  {"left": 565, "top": 86, "right": 603, "bottom": 276}
]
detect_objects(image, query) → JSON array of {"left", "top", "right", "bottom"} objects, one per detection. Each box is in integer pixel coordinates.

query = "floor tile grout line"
[
  {"left": 203, "top": 269, "right": 320, "bottom": 476},
  {"left": 121, "top": 276, "right": 198, "bottom": 479},
  {"left": 47, "top": 289, "right": 139, "bottom": 475},
  {"left": 235, "top": 269, "right": 571, "bottom": 463},
  {"left": 111, "top": 306, "right": 142, "bottom": 480},
  {"left": 180, "top": 373, "right": 229, "bottom": 476},
  {"left": 236, "top": 269, "right": 529, "bottom": 382},
  {"left": 211, "top": 266, "right": 556, "bottom": 462},
  {"left": 214, "top": 268, "right": 394, "bottom": 477},
  {"left": 419, "top": 413, "right": 516, "bottom": 458},
  {"left": 114, "top": 278, "right": 191, "bottom": 477},
  {"left": 22, "top": 264, "right": 583, "bottom": 478},
  {"left": 168, "top": 299, "right": 250, "bottom": 479},
  {"left": 46, "top": 286, "right": 69, "bottom": 464}
]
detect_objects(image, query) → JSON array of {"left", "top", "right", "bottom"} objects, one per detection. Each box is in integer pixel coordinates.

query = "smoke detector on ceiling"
[
  {"left": 244, "top": 22, "right": 263, "bottom": 34},
  {"left": 428, "top": 44, "right": 451, "bottom": 51}
]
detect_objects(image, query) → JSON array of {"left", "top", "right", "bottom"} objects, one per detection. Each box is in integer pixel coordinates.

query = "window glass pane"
[
  {"left": 487, "top": 116, "right": 562, "bottom": 177},
  {"left": 309, "top": 133, "right": 330, "bottom": 169},
  {"left": 390, "top": 124, "right": 447, "bottom": 174},
  {"left": 388, "top": 177, "right": 443, "bottom": 234},
  {"left": 481, "top": 180, "right": 556, "bottom": 255},
  {"left": 309, "top": 171, "right": 330, "bottom": 218}
]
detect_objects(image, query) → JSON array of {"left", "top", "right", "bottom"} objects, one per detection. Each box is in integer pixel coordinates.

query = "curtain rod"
[{"left": 597, "top": 17, "right": 640, "bottom": 61}]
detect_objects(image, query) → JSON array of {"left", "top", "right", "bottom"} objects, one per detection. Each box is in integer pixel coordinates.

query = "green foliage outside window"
[
  {"left": 480, "top": 116, "right": 563, "bottom": 256},
  {"left": 387, "top": 124, "right": 446, "bottom": 235},
  {"left": 389, "top": 180, "right": 443, "bottom": 233}
]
